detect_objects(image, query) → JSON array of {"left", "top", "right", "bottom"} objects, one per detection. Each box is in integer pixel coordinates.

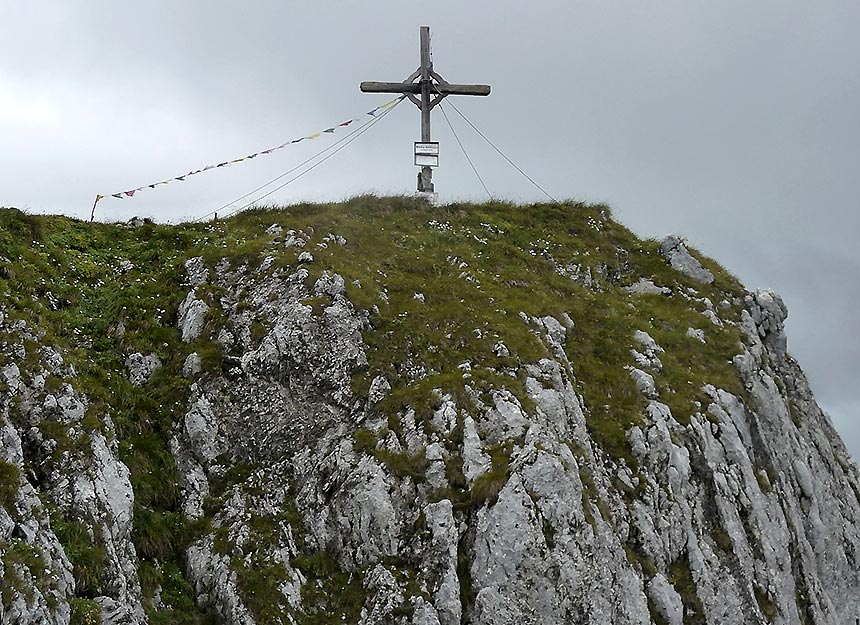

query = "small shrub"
[
  {"left": 352, "top": 428, "right": 377, "bottom": 454},
  {"left": 353, "top": 428, "right": 429, "bottom": 482},
  {"left": 154, "top": 560, "right": 200, "bottom": 616},
  {"left": 0, "top": 459, "right": 20, "bottom": 512},
  {"left": 444, "top": 454, "right": 467, "bottom": 490},
  {"left": 1, "top": 539, "right": 51, "bottom": 606},
  {"left": 754, "top": 585, "right": 779, "bottom": 623},
  {"left": 376, "top": 448, "right": 429, "bottom": 483},
  {"left": 290, "top": 551, "right": 366, "bottom": 625},
  {"left": 470, "top": 441, "right": 514, "bottom": 508},
  {"left": 69, "top": 598, "right": 101, "bottom": 625},
  {"left": 133, "top": 505, "right": 184, "bottom": 561},
  {"left": 668, "top": 556, "right": 706, "bottom": 625},
  {"left": 51, "top": 516, "right": 106, "bottom": 598},
  {"left": 249, "top": 319, "right": 269, "bottom": 342},
  {"left": 138, "top": 560, "right": 163, "bottom": 599},
  {"left": 712, "top": 526, "right": 733, "bottom": 553}
]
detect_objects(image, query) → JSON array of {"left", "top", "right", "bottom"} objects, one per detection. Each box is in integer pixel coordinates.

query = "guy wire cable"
[
  {"left": 217, "top": 99, "right": 400, "bottom": 220},
  {"left": 431, "top": 83, "right": 491, "bottom": 199},
  {"left": 216, "top": 96, "right": 404, "bottom": 221},
  {"left": 444, "top": 98, "right": 558, "bottom": 203},
  {"left": 437, "top": 99, "right": 492, "bottom": 200},
  {"left": 195, "top": 97, "right": 405, "bottom": 222}
]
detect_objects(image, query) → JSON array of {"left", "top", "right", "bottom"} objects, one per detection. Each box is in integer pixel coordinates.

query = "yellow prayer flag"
[{"left": 307, "top": 133, "right": 321, "bottom": 140}]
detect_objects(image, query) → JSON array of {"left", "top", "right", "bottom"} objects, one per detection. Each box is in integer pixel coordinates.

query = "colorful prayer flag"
[{"left": 93, "top": 96, "right": 404, "bottom": 217}]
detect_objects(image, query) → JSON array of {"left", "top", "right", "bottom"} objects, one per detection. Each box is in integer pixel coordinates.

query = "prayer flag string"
[{"left": 90, "top": 97, "right": 403, "bottom": 220}]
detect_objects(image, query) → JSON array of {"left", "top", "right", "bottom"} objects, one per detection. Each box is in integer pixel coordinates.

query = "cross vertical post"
[
  {"left": 418, "top": 26, "right": 433, "bottom": 192},
  {"left": 361, "top": 26, "right": 491, "bottom": 197}
]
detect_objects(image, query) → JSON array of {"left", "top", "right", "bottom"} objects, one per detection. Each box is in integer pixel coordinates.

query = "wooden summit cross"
[{"left": 361, "top": 26, "right": 491, "bottom": 196}]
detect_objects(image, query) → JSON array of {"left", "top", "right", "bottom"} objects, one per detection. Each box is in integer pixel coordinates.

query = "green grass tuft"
[{"left": 0, "top": 459, "right": 20, "bottom": 512}]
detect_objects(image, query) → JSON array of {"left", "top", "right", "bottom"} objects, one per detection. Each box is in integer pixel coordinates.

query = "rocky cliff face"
[{"left": 1, "top": 198, "right": 858, "bottom": 625}]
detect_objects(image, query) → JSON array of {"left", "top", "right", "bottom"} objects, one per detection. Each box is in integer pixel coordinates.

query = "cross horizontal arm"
[{"left": 360, "top": 81, "right": 491, "bottom": 96}]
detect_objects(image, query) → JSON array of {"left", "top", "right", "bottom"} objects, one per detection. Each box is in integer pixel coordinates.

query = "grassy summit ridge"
[
  {"left": 0, "top": 195, "right": 749, "bottom": 458},
  {"left": 0, "top": 196, "right": 748, "bottom": 621}
]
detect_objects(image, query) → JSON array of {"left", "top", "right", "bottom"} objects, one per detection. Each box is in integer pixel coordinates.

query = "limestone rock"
[
  {"left": 184, "top": 257, "right": 209, "bottom": 287},
  {"left": 745, "top": 288, "right": 788, "bottom": 355},
  {"left": 629, "top": 367, "right": 657, "bottom": 396},
  {"left": 178, "top": 289, "right": 210, "bottom": 342},
  {"left": 368, "top": 375, "right": 391, "bottom": 405},
  {"left": 183, "top": 352, "right": 202, "bottom": 379},
  {"left": 687, "top": 327, "right": 706, "bottom": 343},
  {"left": 646, "top": 574, "right": 683, "bottom": 625},
  {"left": 124, "top": 352, "right": 161, "bottom": 386},
  {"left": 624, "top": 277, "right": 671, "bottom": 295},
  {"left": 660, "top": 235, "right": 715, "bottom": 284},
  {"left": 314, "top": 271, "right": 346, "bottom": 298}
]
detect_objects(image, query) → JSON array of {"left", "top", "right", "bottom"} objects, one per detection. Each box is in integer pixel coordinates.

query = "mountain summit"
[{"left": 1, "top": 197, "right": 858, "bottom": 625}]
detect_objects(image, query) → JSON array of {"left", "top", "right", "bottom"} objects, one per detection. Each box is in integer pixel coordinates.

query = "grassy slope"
[{"left": 0, "top": 197, "right": 748, "bottom": 622}]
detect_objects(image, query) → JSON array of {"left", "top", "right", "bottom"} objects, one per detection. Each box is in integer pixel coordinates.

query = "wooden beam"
[
  {"left": 419, "top": 26, "right": 433, "bottom": 190},
  {"left": 361, "top": 81, "right": 421, "bottom": 94},
  {"left": 436, "top": 83, "right": 491, "bottom": 96},
  {"left": 360, "top": 81, "right": 490, "bottom": 96}
]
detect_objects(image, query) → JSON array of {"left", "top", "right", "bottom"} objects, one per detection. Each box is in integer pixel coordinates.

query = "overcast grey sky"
[{"left": 1, "top": 1, "right": 857, "bottom": 459}]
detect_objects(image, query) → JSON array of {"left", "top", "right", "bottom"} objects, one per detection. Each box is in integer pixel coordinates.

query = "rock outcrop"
[{"left": 660, "top": 235, "right": 715, "bottom": 284}]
